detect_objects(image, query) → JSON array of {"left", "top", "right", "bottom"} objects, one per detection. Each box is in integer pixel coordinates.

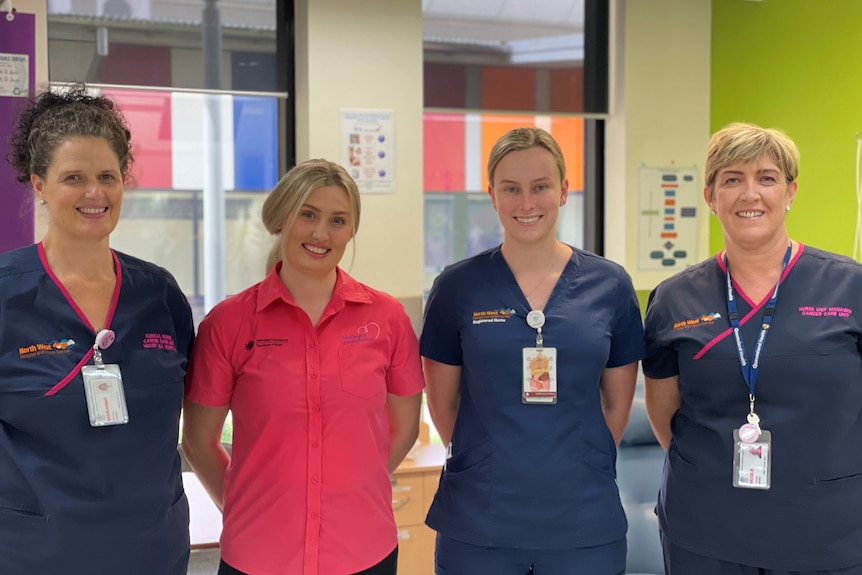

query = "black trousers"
[{"left": 218, "top": 546, "right": 398, "bottom": 575}]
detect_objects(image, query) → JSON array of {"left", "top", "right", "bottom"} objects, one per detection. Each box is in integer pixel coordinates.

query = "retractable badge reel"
[
  {"left": 522, "top": 310, "right": 558, "bottom": 404},
  {"left": 81, "top": 329, "right": 129, "bottom": 427}
]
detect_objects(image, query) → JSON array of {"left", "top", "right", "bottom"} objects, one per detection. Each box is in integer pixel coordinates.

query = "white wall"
[
  {"left": 606, "top": 0, "right": 712, "bottom": 291},
  {"left": 294, "top": 0, "right": 424, "bottom": 312}
]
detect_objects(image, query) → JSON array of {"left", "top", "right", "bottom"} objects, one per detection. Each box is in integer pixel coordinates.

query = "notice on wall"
[
  {"left": 340, "top": 108, "right": 394, "bottom": 193},
  {"left": 638, "top": 165, "right": 699, "bottom": 271},
  {"left": 0, "top": 53, "right": 29, "bottom": 97}
]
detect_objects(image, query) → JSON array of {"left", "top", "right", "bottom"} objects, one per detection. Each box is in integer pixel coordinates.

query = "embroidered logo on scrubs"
[
  {"left": 672, "top": 312, "right": 722, "bottom": 331},
  {"left": 143, "top": 333, "right": 177, "bottom": 351},
  {"left": 472, "top": 308, "right": 516, "bottom": 325},
  {"left": 798, "top": 306, "right": 852, "bottom": 318},
  {"left": 19, "top": 339, "right": 76, "bottom": 359},
  {"left": 343, "top": 323, "right": 381, "bottom": 344}
]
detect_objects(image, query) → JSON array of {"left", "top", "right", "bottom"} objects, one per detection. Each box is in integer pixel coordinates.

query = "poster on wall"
[
  {"left": 0, "top": 53, "right": 29, "bottom": 97},
  {"left": 340, "top": 108, "right": 394, "bottom": 193},
  {"left": 637, "top": 165, "right": 699, "bottom": 271}
]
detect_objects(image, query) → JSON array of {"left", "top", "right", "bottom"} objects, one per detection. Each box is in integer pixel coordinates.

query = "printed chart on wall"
[
  {"left": 340, "top": 108, "right": 394, "bottom": 193},
  {"left": 638, "top": 165, "right": 699, "bottom": 270}
]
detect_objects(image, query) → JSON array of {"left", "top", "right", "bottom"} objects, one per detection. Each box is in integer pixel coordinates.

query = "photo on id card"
[{"left": 522, "top": 347, "right": 557, "bottom": 404}]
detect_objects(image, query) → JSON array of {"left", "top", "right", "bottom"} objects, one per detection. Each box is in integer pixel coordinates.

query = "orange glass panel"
[
  {"left": 480, "top": 115, "right": 536, "bottom": 190},
  {"left": 550, "top": 117, "right": 584, "bottom": 193}
]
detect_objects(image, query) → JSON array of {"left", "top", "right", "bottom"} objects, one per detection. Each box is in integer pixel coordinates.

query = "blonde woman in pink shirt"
[{"left": 182, "top": 159, "right": 424, "bottom": 575}]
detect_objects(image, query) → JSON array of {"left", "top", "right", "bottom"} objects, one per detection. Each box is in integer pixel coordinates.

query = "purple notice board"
[{"left": 0, "top": 12, "right": 37, "bottom": 253}]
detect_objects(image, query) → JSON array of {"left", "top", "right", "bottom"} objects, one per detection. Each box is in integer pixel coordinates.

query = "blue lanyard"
[{"left": 724, "top": 242, "right": 792, "bottom": 401}]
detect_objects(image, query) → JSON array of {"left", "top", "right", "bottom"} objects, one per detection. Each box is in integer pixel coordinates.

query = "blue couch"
[{"left": 617, "top": 383, "right": 665, "bottom": 575}]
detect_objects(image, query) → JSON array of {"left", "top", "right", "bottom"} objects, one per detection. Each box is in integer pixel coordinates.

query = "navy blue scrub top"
[
  {"left": 0, "top": 244, "right": 194, "bottom": 575},
  {"left": 644, "top": 245, "right": 862, "bottom": 571},
  {"left": 421, "top": 246, "right": 645, "bottom": 550}
]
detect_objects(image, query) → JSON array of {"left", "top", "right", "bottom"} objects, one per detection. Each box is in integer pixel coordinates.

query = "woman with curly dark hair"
[{"left": 0, "top": 86, "right": 194, "bottom": 575}]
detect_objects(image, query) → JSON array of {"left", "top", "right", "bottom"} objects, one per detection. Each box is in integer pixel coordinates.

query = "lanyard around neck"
[{"left": 724, "top": 242, "right": 792, "bottom": 400}]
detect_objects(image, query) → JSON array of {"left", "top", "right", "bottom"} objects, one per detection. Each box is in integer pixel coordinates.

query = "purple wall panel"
[{"left": 0, "top": 12, "right": 36, "bottom": 253}]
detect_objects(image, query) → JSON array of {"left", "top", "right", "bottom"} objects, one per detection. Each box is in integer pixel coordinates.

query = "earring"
[
  {"left": 710, "top": 209, "right": 716, "bottom": 215},
  {"left": 786, "top": 205, "right": 791, "bottom": 212},
  {"left": 39, "top": 198, "right": 46, "bottom": 205}
]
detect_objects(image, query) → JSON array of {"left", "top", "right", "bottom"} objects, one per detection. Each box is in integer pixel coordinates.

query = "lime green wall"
[
  {"left": 637, "top": 289, "right": 651, "bottom": 317},
  {"left": 711, "top": 0, "right": 862, "bottom": 256}
]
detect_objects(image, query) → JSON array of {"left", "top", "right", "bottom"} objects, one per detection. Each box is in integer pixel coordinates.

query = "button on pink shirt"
[{"left": 185, "top": 266, "right": 424, "bottom": 575}]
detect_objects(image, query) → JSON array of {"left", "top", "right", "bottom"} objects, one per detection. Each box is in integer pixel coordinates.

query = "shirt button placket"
[{"left": 305, "top": 334, "right": 323, "bottom": 575}]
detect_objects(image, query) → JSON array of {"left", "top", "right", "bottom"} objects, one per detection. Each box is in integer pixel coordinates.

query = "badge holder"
[
  {"left": 81, "top": 329, "right": 129, "bottom": 427},
  {"left": 732, "top": 402, "right": 771, "bottom": 489},
  {"left": 522, "top": 310, "right": 557, "bottom": 404}
]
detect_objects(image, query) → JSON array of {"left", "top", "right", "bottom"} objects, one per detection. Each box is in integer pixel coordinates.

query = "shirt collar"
[{"left": 256, "top": 262, "right": 372, "bottom": 313}]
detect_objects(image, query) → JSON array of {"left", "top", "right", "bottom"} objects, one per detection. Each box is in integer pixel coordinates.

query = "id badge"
[
  {"left": 81, "top": 364, "right": 129, "bottom": 427},
  {"left": 732, "top": 428, "right": 771, "bottom": 489},
  {"left": 522, "top": 347, "right": 557, "bottom": 404}
]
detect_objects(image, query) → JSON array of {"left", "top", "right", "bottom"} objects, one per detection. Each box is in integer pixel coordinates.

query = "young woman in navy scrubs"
[
  {"left": 421, "top": 127, "right": 645, "bottom": 575},
  {"left": 0, "top": 87, "right": 194, "bottom": 574},
  {"left": 644, "top": 123, "right": 862, "bottom": 574}
]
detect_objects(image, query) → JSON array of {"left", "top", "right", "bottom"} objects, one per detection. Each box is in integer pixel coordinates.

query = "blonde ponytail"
[{"left": 265, "top": 240, "right": 282, "bottom": 275}]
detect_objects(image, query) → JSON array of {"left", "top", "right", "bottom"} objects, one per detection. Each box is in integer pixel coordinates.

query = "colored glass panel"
[
  {"left": 102, "top": 88, "right": 173, "bottom": 190},
  {"left": 550, "top": 68, "right": 584, "bottom": 113},
  {"left": 481, "top": 67, "right": 535, "bottom": 112},
  {"left": 233, "top": 97, "right": 278, "bottom": 191},
  {"left": 480, "top": 114, "right": 535, "bottom": 190},
  {"left": 550, "top": 116, "right": 584, "bottom": 192},
  {"left": 424, "top": 113, "right": 466, "bottom": 192}
]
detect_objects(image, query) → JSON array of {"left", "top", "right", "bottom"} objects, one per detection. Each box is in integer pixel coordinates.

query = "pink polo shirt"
[{"left": 185, "top": 265, "right": 424, "bottom": 575}]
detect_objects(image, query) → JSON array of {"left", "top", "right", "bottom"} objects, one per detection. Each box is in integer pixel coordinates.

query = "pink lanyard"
[{"left": 39, "top": 244, "right": 123, "bottom": 397}]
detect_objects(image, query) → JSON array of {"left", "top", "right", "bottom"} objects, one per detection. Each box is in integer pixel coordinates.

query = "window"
[
  {"left": 43, "top": 0, "right": 289, "bottom": 325},
  {"left": 421, "top": 0, "right": 608, "bottom": 294},
  {"left": 423, "top": 112, "right": 587, "bottom": 293},
  {"left": 420, "top": 1, "right": 609, "bottom": 442},
  {"left": 43, "top": 0, "right": 291, "bottom": 443}
]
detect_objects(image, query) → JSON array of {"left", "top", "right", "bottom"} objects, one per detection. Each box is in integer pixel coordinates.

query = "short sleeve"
[
  {"left": 385, "top": 304, "right": 425, "bottom": 397},
  {"left": 606, "top": 266, "right": 646, "bottom": 368},
  {"left": 419, "top": 270, "right": 463, "bottom": 366},
  {"left": 184, "top": 304, "right": 236, "bottom": 407},
  {"left": 642, "top": 284, "right": 679, "bottom": 379}
]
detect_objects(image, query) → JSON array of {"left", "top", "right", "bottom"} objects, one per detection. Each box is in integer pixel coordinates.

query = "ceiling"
[
  {"left": 421, "top": 0, "right": 586, "bottom": 66},
  {"left": 45, "top": 0, "right": 587, "bottom": 67}
]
